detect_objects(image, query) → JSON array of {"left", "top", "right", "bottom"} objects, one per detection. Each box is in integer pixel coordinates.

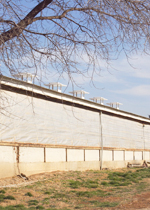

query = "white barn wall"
[
  {"left": 114, "top": 151, "right": 124, "bottom": 161},
  {"left": 19, "top": 147, "right": 44, "bottom": 163},
  {"left": 102, "top": 115, "right": 148, "bottom": 149},
  {"left": 103, "top": 150, "right": 112, "bottom": 161},
  {"left": 0, "top": 146, "right": 16, "bottom": 163},
  {"left": 0, "top": 90, "right": 100, "bottom": 147},
  {"left": 1, "top": 90, "right": 150, "bottom": 151},
  {"left": 125, "top": 151, "right": 134, "bottom": 161},
  {"left": 67, "top": 149, "right": 84, "bottom": 161},
  {"left": 85, "top": 150, "right": 99, "bottom": 161},
  {"left": 46, "top": 148, "right": 66, "bottom": 162},
  {"left": 143, "top": 151, "right": 149, "bottom": 160},
  {"left": 134, "top": 151, "right": 143, "bottom": 160}
]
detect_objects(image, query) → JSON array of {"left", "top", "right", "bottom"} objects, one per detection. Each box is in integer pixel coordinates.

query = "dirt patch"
[{"left": 119, "top": 192, "right": 150, "bottom": 209}]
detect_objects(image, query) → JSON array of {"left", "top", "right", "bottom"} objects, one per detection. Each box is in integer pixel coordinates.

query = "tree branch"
[
  {"left": 0, "top": 0, "right": 53, "bottom": 45},
  {"left": 33, "top": 7, "right": 135, "bottom": 23}
]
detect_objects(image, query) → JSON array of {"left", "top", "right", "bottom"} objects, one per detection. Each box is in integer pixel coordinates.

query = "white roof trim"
[{"left": 45, "top": 82, "right": 66, "bottom": 87}]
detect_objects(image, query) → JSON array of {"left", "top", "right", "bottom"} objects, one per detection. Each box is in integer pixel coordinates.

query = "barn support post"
[
  {"left": 143, "top": 124, "right": 145, "bottom": 160},
  {"left": 99, "top": 111, "right": 103, "bottom": 170},
  {"left": 16, "top": 146, "right": 21, "bottom": 175},
  {"left": 16, "top": 146, "right": 19, "bottom": 163}
]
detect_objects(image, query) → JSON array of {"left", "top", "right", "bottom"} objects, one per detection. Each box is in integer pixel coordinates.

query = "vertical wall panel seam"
[
  {"left": 66, "top": 148, "right": 67, "bottom": 162},
  {"left": 112, "top": 150, "right": 114, "bottom": 161},
  {"left": 124, "top": 150, "right": 125, "bottom": 161},
  {"left": 142, "top": 151, "right": 143, "bottom": 160},
  {"left": 44, "top": 147, "right": 46, "bottom": 163}
]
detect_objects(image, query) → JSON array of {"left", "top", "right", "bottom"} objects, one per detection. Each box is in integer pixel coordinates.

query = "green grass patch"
[
  {"left": 76, "top": 189, "right": 109, "bottom": 198},
  {"left": 13, "top": 204, "right": 25, "bottom": 209},
  {"left": 44, "top": 191, "right": 51, "bottom": 195},
  {"left": 0, "top": 194, "right": 4, "bottom": 202},
  {"left": 106, "top": 168, "right": 150, "bottom": 187},
  {"left": 101, "top": 181, "right": 109, "bottom": 186},
  {"left": 0, "top": 205, "right": 26, "bottom": 210},
  {"left": 68, "top": 180, "right": 82, "bottom": 189},
  {"left": 36, "top": 205, "right": 45, "bottom": 209},
  {"left": 51, "top": 192, "right": 66, "bottom": 199},
  {"left": 109, "top": 180, "right": 131, "bottom": 186},
  {"left": 90, "top": 200, "right": 119, "bottom": 207},
  {"left": 0, "top": 206, "right": 16, "bottom": 210},
  {"left": 42, "top": 198, "right": 50, "bottom": 205},
  {"left": 74, "top": 206, "right": 82, "bottom": 209},
  {"left": 28, "top": 199, "right": 39, "bottom": 206},
  {"left": 68, "top": 179, "right": 99, "bottom": 189},
  {"left": 0, "top": 191, "right": 5, "bottom": 194},
  {"left": 25, "top": 192, "right": 33, "bottom": 197},
  {"left": 83, "top": 180, "right": 98, "bottom": 188},
  {"left": 4, "top": 195, "right": 15, "bottom": 200},
  {"left": 76, "top": 191, "right": 91, "bottom": 198}
]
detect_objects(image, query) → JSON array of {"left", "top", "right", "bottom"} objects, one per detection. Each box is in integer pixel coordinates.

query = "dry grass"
[{"left": 0, "top": 168, "right": 150, "bottom": 209}]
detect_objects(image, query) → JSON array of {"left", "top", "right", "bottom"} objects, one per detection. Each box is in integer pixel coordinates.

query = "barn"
[{"left": 0, "top": 75, "right": 150, "bottom": 178}]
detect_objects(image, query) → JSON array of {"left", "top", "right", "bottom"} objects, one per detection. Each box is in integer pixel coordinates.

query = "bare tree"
[{"left": 0, "top": 0, "right": 150, "bottom": 83}]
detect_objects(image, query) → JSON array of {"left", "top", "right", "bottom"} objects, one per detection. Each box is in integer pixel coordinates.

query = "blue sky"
[
  {"left": 85, "top": 53, "right": 150, "bottom": 118},
  {"left": 94, "top": 55, "right": 149, "bottom": 117},
  {"left": 42, "top": 51, "right": 150, "bottom": 118}
]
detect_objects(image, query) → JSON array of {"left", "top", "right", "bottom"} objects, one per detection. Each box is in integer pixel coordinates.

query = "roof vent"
[
  {"left": 13, "top": 73, "right": 37, "bottom": 84},
  {"left": 69, "top": 90, "right": 89, "bottom": 99},
  {"left": 45, "top": 82, "right": 66, "bottom": 93},
  {"left": 107, "top": 102, "right": 123, "bottom": 109},
  {"left": 90, "top": 97, "right": 107, "bottom": 105}
]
